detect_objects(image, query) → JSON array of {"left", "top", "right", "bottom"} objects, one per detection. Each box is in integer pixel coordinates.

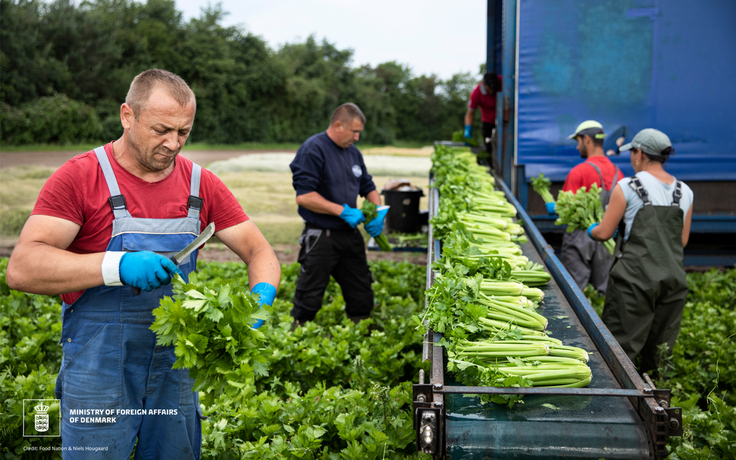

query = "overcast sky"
[{"left": 174, "top": 0, "right": 488, "bottom": 80}]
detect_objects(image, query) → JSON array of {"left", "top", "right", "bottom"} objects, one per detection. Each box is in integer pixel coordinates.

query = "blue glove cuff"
[
  {"left": 339, "top": 204, "right": 365, "bottom": 228},
  {"left": 587, "top": 223, "right": 599, "bottom": 240},
  {"left": 365, "top": 207, "right": 389, "bottom": 237},
  {"left": 250, "top": 282, "right": 276, "bottom": 329},
  {"left": 251, "top": 282, "right": 277, "bottom": 306},
  {"left": 464, "top": 125, "right": 472, "bottom": 138},
  {"left": 545, "top": 202, "right": 556, "bottom": 215}
]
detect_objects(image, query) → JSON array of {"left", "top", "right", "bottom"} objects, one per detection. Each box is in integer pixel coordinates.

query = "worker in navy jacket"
[{"left": 289, "top": 103, "right": 386, "bottom": 327}]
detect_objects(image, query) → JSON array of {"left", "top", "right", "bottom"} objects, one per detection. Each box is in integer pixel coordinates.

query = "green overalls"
[{"left": 602, "top": 176, "right": 688, "bottom": 373}]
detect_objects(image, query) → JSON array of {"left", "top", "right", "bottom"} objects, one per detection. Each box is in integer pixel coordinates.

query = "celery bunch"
[
  {"left": 530, "top": 173, "right": 555, "bottom": 204},
  {"left": 555, "top": 183, "right": 616, "bottom": 255},
  {"left": 360, "top": 201, "right": 392, "bottom": 251},
  {"left": 423, "top": 145, "right": 592, "bottom": 406}
]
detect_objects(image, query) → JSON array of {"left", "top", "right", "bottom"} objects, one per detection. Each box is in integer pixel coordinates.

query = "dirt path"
[
  {"left": 0, "top": 145, "right": 431, "bottom": 169},
  {"left": 0, "top": 149, "right": 295, "bottom": 169}
]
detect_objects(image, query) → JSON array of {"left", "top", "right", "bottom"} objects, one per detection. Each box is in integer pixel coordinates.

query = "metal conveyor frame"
[{"left": 414, "top": 164, "right": 682, "bottom": 460}]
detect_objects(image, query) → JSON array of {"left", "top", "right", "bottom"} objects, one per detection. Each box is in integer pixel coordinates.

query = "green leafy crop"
[
  {"left": 554, "top": 183, "right": 616, "bottom": 255},
  {"left": 150, "top": 273, "right": 271, "bottom": 407},
  {"left": 360, "top": 200, "right": 392, "bottom": 251},
  {"left": 424, "top": 145, "right": 591, "bottom": 406},
  {"left": 530, "top": 173, "right": 554, "bottom": 204}
]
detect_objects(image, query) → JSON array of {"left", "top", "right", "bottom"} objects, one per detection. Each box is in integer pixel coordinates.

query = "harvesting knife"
[{"left": 131, "top": 222, "right": 216, "bottom": 295}]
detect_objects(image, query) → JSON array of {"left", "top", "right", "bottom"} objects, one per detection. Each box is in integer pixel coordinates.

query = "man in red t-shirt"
[
  {"left": 7, "top": 69, "right": 281, "bottom": 459},
  {"left": 464, "top": 72, "right": 503, "bottom": 170},
  {"left": 554, "top": 120, "right": 622, "bottom": 294}
]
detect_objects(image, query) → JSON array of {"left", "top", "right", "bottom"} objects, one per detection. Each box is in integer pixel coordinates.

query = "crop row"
[{"left": 0, "top": 258, "right": 431, "bottom": 460}]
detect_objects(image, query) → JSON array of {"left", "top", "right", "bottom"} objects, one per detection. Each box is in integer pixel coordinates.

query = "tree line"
[{"left": 0, "top": 0, "right": 480, "bottom": 146}]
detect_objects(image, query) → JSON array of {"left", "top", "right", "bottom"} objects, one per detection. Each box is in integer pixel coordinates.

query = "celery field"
[
  {"left": 0, "top": 258, "right": 431, "bottom": 459},
  {"left": 1, "top": 258, "right": 734, "bottom": 458}
]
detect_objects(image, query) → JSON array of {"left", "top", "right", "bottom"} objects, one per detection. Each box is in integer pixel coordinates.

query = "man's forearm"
[
  {"left": 8, "top": 243, "right": 105, "bottom": 295},
  {"left": 7, "top": 215, "right": 105, "bottom": 295},
  {"left": 464, "top": 110, "right": 474, "bottom": 126},
  {"left": 246, "top": 246, "right": 281, "bottom": 291},
  {"left": 365, "top": 189, "right": 381, "bottom": 206},
  {"left": 216, "top": 221, "right": 281, "bottom": 291},
  {"left": 295, "top": 191, "right": 344, "bottom": 216}
]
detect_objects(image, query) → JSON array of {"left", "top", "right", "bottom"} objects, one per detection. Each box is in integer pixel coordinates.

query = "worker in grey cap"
[
  {"left": 550, "top": 120, "right": 623, "bottom": 295},
  {"left": 588, "top": 128, "right": 693, "bottom": 374}
]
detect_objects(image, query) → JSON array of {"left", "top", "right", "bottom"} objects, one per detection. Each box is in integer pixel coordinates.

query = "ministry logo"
[
  {"left": 23, "top": 399, "right": 60, "bottom": 437},
  {"left": 35, "top": 402, "right": 49, "bottom": 432}
]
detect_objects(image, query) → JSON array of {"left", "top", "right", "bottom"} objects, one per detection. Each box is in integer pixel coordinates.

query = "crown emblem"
[{"left": 34, "top": 403, "right": 49, "bottom": 413}]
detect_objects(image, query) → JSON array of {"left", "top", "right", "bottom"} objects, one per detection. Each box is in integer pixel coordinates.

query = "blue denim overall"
[{"left": 55, "top": 147, "right": 203, "bottom": 459}]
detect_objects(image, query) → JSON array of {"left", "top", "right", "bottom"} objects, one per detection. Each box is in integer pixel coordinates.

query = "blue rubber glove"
[
  {"left": 364, "top": 207, "right": 389, "bottom": 237},
  {"left": 586, "top": 223, "right": 599, "bottom": 240},
  {"left": 250, "top": 282, "right": 277, "bottom": 329},
  {"left": 464, "top": 125, "right": 472, "bottom": 139},
  {"left": 119, "top": 251, "right": 183, "bottom": 292},
  {"left": 612, "top": 228, "right": 619, "bottom": 239},
  {"left": 339, "top": 204, "right": 366, "bottom": 228},
  {"left": 545, "top": 202, "right": 556, "bottom": 215}
]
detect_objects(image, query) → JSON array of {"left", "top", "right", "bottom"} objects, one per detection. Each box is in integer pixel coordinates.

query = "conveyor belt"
[
  {"left": 414, "top": 168, "right": 683, "bottom": 459},
  {"left": 443, "top": 237, "right": 649, "bottom": 459}
]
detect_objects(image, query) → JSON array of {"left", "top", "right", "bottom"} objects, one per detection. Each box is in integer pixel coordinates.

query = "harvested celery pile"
[{"left": 419, "top": 146, "right": 591, "bottom": 407}]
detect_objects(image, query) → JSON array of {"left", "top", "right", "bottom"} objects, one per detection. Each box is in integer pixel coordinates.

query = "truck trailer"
[
  {"left": 489, "top": 0, "right": 736, "bottom": 266},
  {"left": 412, "top": 1, "right": 735, "bottom": 457}
]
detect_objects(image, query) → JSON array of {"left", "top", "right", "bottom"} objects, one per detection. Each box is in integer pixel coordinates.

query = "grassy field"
[
  {"left": 222, "top": 171, "right": 429, "bottom": 245},
  {"left": 0, "top": 141, "right": 431, "bottom": 152},
  {"left": 0, "top": 165, "right": 55, "bottom": 235},
  {"left": 0, "top": 157, "right": 430, "bottom": 245}
]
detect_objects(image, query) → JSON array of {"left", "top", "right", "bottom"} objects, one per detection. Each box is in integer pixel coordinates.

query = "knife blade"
[
  {"left": 131, "top": 222, "right": 216, "bottom": 295},
  {"left": 171, "top": 222, "right": 215, "bottom": 265}
]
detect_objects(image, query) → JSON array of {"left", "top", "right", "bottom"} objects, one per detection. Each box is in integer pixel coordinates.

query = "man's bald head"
[{"left": 125, "top": 69, "right": 196, "bottom": 119}]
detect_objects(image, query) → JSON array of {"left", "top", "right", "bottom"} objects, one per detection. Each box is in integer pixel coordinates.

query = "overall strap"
[
  {"left": 585, "top": 161, "right": 607, "bottom": 190},
  {"left": 611, "top": 167, "right": 620, "bottom": 189},
  {"left": 94, "top": 146, "right": 131, "bottom": 219},
  {"left": 671, "top": 180, "right": 683, "bottom": 207},
  {"left": 628, "top": 176, "right": 651, "bottom": 206},
  {"left": 187, "top": 163, "right": 203, "bottom": 220}
]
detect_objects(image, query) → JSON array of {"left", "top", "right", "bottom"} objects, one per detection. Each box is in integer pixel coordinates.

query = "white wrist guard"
[{"left": 101, "top": 251, "right": 125, "bottom": 286}]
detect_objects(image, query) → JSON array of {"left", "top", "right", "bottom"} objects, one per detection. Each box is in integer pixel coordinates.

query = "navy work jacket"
[{"left": 290, "top": 132, "right": 376, "bottom": 230}]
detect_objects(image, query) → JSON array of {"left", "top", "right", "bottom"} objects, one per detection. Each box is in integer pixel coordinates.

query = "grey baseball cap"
[{"left": 619, "top": 128, "right": 672, "bottom": 157}]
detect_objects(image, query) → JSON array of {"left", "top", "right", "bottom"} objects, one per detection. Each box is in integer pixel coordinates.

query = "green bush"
[
  {"left": 0, "top": 209, "right": 31, "bottom": 236},
  {"left": 0, "top": 95, "right": 103, "bottom": 146}
]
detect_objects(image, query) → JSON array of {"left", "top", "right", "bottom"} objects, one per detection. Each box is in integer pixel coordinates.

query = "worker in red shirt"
[
  {"left": 7, "top": 69, "right": 281, "bottom": 459},
  {"left": 550, "top": 120, "right": 622, "bottom": 294},
  {"left": 464, "top": 72, "right": 503, "bottom": 171}
]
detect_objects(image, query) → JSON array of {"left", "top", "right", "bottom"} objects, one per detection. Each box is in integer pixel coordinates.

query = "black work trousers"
[
  {"left": 482, "top": 122, "right": 500, "bottom": 173},
  {"left": 291, "top": 224, "right": 374, "bottom": 322}
]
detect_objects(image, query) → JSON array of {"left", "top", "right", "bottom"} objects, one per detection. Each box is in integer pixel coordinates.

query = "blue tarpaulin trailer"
[
  {"left": 487, "top": 0, "right": 736, "bottom": 266},
  {"left": 412, "top": 5, "right": 731, "bottom": 457}
]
